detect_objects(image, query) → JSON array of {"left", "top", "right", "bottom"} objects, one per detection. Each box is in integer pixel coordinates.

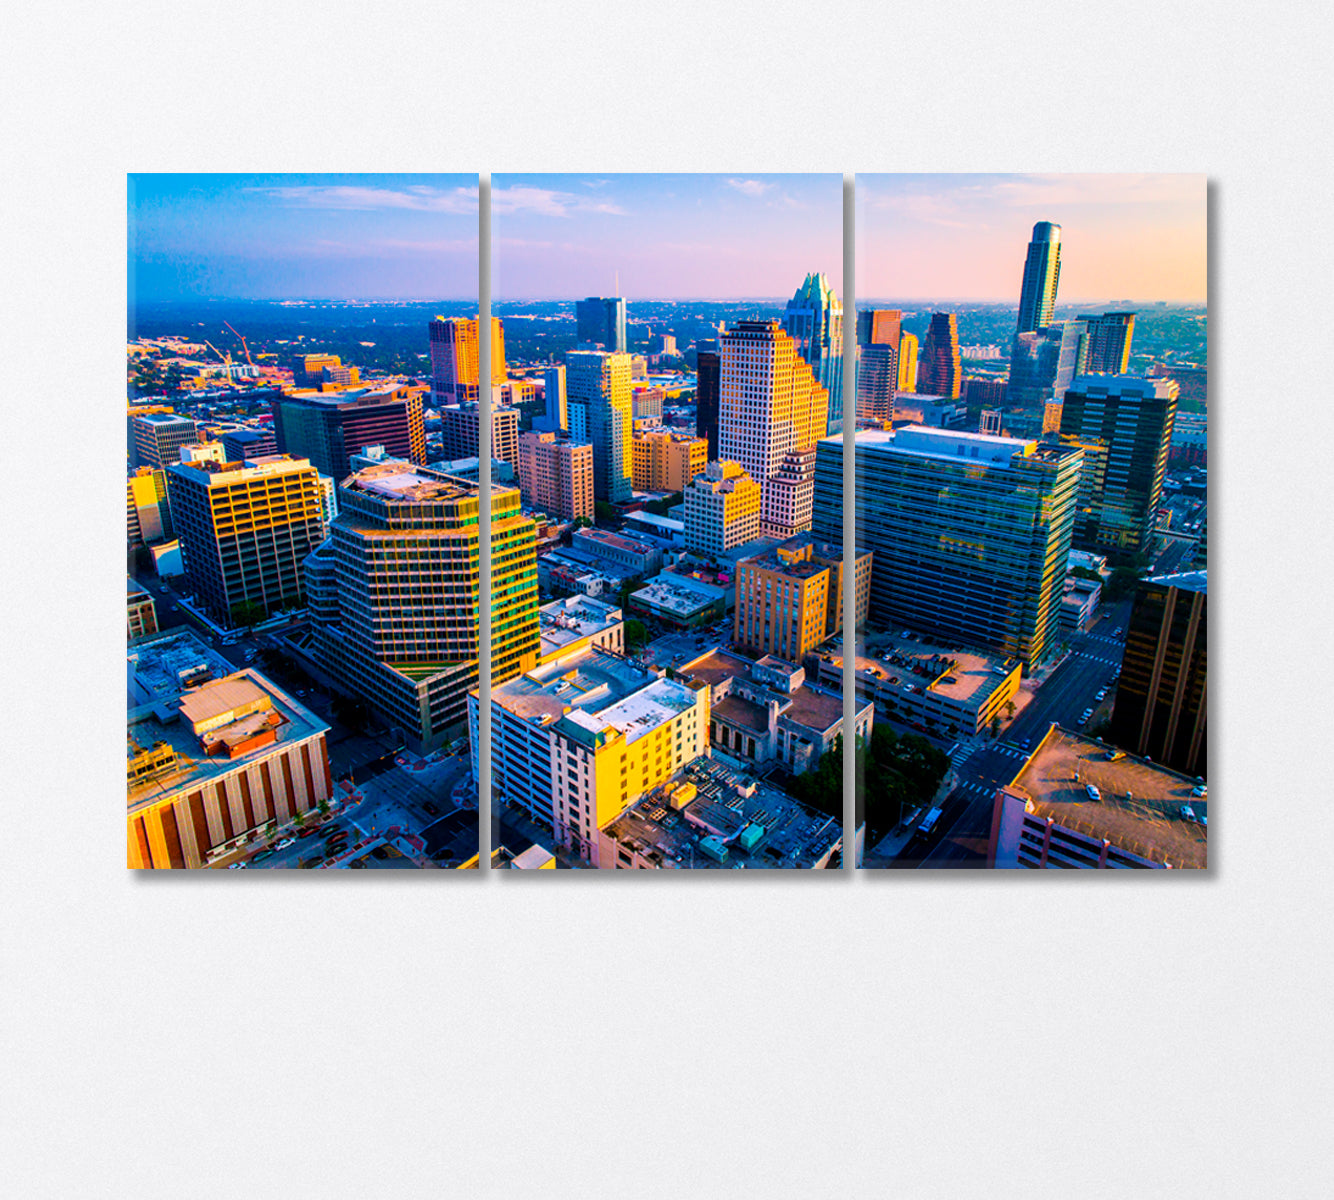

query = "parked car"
[
  {"left": 1191, "top": 783, "right": 1208, "bottom": 797},
  {"left": 275, "top": 838, "right": 295, "bottom": 850},
  {"left": 1085, "top": 784, "right": 1101, "bottom": 801},
  {"left": 1181, "top": 804, "right": 1197, "bottom": 822},
  {"left": 423, "top": 802, "right": 441, "bottom": 817}
]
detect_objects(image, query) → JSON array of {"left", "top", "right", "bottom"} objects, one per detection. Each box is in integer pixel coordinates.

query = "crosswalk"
[
  {"left": 958, "top": 780, "right": 999, "bottom": 795},
  {"left": 947, "top": 743, "right": 974, "bottom": 768},
  {"left": 1076, "top": 650, "right": 1123, "bottom": 668}
]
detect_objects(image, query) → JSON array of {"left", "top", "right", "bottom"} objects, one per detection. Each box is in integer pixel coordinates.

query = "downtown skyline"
[{"left": 858, "top": 173, "right": 1207, "bottom": 303}]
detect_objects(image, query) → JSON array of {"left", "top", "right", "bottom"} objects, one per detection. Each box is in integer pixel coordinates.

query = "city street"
[{"left": 884, "top": 598, "right": 1132, "bottom": 869}]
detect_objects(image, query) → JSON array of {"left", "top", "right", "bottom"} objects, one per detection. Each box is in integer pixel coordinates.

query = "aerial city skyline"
[
  {"left": 124, "top": 172, "right": 1206, "bottom": 872},
  {"left": 847, "top": 173, "right": 1206, "bottom": 869}
]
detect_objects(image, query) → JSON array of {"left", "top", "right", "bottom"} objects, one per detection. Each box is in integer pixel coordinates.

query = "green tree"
[{"left": 624, "top": 619, "right": 649, "bottom": 651}]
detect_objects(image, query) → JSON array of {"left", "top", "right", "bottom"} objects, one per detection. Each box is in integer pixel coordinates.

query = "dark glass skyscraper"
[
  {"left": 1016, "top": 221, "right": 1062, "bottom": 334},
  {"left": 1058, "top": 374, "right": 1177, "bottom": 555},
  {"left": 1109, "top": 570, "right": 1207, "bottom": 778},
  {"left": 575, "top": 296, "right": 627, "bottom": 354},
  {"left": 695, "top": 344, "right": 720, "bottom": 459}
]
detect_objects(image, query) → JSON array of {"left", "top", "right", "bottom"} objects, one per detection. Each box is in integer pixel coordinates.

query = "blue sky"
[
  {"left": 491, "top": 174, "right": 843, "bottom": 300},
  {"left": 129, "top": 174, "right": 478, "bottom": 301},
  {"left": 858, "top": 173, "right": 1207, "bottom": 302}
]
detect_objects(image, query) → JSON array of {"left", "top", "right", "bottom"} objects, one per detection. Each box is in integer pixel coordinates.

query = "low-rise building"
[
  {"left": 629, "top": 573, "right": 728, "bottom": 630},
  {"left": 679, "top": 648, "right": 871, "bottom": 775},
  {"left": 128, "top": 580, "right": 157, "bottom": 639},
  {"left": 988, "top": 724, "right": 1207, "bottom": 869},
  {"left": 127, "top": 629, "right": 333, "bottom": 869},
  {"left": 599, "top": 757, "right": 842, "bottom": 869},
  {"left": 815, "top": 633, "right": 1022, "bottom": 738},
  {"left": 1060, "top": 575, "right": 1102, "bottom": 633},
  {"left": 571, "top": 527, "right": 663, "bottom": 578},
  {"left": 537, "top": 595, "right": 625, "bottom": 664}
]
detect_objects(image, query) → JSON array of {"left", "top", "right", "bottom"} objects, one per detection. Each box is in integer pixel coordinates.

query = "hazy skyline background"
[
  {"left": 492, "top": 174, "right": 843, "bottom": 300},
  {"left": 858, "top": 173, "right": 1207, "bottom": 303},
  {"left": 129, "top": 174, "right": 479, "bottom": 302}
]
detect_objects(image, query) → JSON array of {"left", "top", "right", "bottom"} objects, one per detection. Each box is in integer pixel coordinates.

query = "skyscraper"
[
  {"left": 429, "top": 316, "right": 506, "bottom": 403},
  {"left": 542, "top": 364, "right": 568, "bottom": 431},
  {"left": 1058, "top": 374, "right": 1178, "bottom": 555},
  {"left": 1016, "top": 221, "right": 1062, "bottom": 334},
  {"left": 918, "top": 312, "right": 962, "bottom": 399},
  {"left": 517, "top": 430, "right": 594, "bottom": 521},
  {"left": 304, "top": 463, "right": 539, "bottom": 751},
  {"left": 168, "top": 454, "right": 327, "bottom": 626},
  {"left": 897, "top": 332, "right": 919, "bottom": 392},
  {"left": 718, "top": 320, "right": 828, "bottom": 529},
  {"left": 132, "top": 412, "right": 199, "bottom": 469},
  {"left": 695, "top": 346, "right": 720, "bottom": 458},
  {"left": 567, "top": 350, "right": 633, "bottom": 503},
  {"left": 1007, "top": 320, "right": 1088, "bottom": 407},
  {"left": 1109, "top": 570, "right": 1207, "bottom": 778},
  {"left": 1080, "top": 312, "right": 1137, "bottom": 374},
  {"left": 576, "top": 297, "right": 627, "bottom": 354},
  {"left": 855, "top": 309, "right": 902, "bottom": 424},
  {"left": 271, "top": 386, "right": 427, "bottom": 480},
  {"left": 814, "top": 427, "right": 1083, "bottom": 666},
  {"left": 683, "top": 460, "right": 762, "bottom": 555},
  {"left": 781, "top": 273, "right": 844, "bottom": 432}
]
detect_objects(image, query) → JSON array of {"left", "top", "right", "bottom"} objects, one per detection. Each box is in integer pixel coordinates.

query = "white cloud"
[
  {"left": 725, "top": 178, "right": 774, "bottom": 198},
  {"left": 254, "top": 185, "right": 478, "bottom": 214},
  {"left": 492, "top": 185, "right": 625, "bottom": 217}
]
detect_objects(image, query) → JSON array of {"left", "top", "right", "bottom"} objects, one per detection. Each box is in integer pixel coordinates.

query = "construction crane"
[
  {"left": 203, "top": 340, "right": 232, "bottom": 366},
  {"left": 222, "top": 321, "right": 255, "bottom": 368}
]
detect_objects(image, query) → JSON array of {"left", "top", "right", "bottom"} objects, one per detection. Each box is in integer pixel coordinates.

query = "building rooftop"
[
  {"left": 345, "top": 461, "right": 476, "bottom": 502},
  {"left": 1006, "top": 726, "right": 1207, "bottom": 869},
  {"left": 127, "top": 630, "right": 329, "bottom": 816},
  {"left": 827, "top": 628, "right": 1020, "bottom": 710},
  {"left": 574, "top": 527, "right": 659, "bottom": 557},
  {"left": 562, "top": 675, "right": 700, "bottom": 747},
  {"left": 601, "top": 756, "right": 841, "bottom": 869},
  {"left": 852, "top": 424, "right": 1035, "bottom": 464},
  {"left": 631, "top": 573, "right": 727, "bottom": 616},
  {"left": 1148, "top": 570, "right": 1207, "bottom": 594},
  {"left": 538, "top": 596, "right": 624, "bottom": 660},
  {"left": 490, "top": 647, "right": 661, "bottom": 725}
]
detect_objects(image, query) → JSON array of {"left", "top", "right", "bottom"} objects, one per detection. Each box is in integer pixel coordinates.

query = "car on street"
[
  {"left": 1085, "top": 784, "right": 1101, "bottom": 801},
  {"left": 1181, "top": 804, "right": 1197, "bottom": 822},
  {"left": 275, "top": 838, "right": 295, "bottom": 850},
  {"left": 1191, "top": 783, "right": 1208, "bottom": 797},
  {"left": 1095, "top": 690, "right": 1107, "bottom": 701},
  {"left": 423, "top": 801, "right": 441, "bottom": 817}
]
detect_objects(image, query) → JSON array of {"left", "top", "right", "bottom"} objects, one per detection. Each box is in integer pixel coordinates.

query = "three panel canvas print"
[{"left": 127, "top": 172, "right": 1207, "bottom": 871}]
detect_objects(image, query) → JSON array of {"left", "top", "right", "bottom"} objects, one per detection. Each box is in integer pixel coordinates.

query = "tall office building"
[
  {"left": 1007, "top": 320, "right": 1088, "bottom": 407},
  {"left": 855, "top": 344, "right": 899, "bottom": 423},
  {"left": 897, "top": 332, "right": 919, "bottom": 392},
  {"left": 305, "top": 463, "right": 539, "bottom": 751},
  {"left": 429, "top": 316, "right": 506, "bottom": 403},
  {"left": 1079, "top": 312, "right": 1137, "bottom": 374},
  {"left": 813, "top": 427, "right": 1084, "bottom": 666},
  {"left": 294, "top": 353, "right": 342, "bottom": 387},
  {"left": 271, "top": 386, "right": 427, "bottom": 481},
  {"left": 127, "top": 467, "right": 173, "bottom": 546},
  {"left": 1109, "top": 570, "right": 1207, "bottom": 778},
  {"left": 734, "top": 537, "right": 872, "bottom": 662},
  {"left": 439, "top": 402, "right": 520, "bottom": 466},
  {"left": 576, "top": 297, "right": 628, "bottom": 354},
  {"left": 168, "top": 454, "right": 327, "bottom": 626},
  {"left": 542, "top": 364, "right": 568, "bottom": 431},
  {"left": 1016, "top": 221, "right": 1063, "bottom": 334},
  {"left": 517, "top": 430, "right": 594, "bottom": 520},
  {"left": 683, "top": 460, "right": 762, "bottom": 555},
  {"left": 718, "top": 320, "right": 828, "bottom": 528},
  {"left": 917, "top": 313, "right": 962, "bottom": 399},
  {"left": 1058, "top": 374, "right": 1178, "bottom": 555},
  {"left": 695, "top": 347, "right": 721, "bottom": 458},
  {"left": 631, "top": 428, "right": 708, "bottom": 493},
  {"left": 221, "top": 427, "right": 279, "bottom": 463},
  {"left": 759, "top": 447, "right": 818, "bottom": 540},
  {"left": 781, "top": 273, "right": 844, "bottom": 431},
  {"left": 857, "top": 309, "right": 903, "bottom": 348},
  {"left": 567, "top": 350, "right": 633, "bottom": 504},
  {"left": 132, "top": 412, "right": 199, "bottom": 469}
]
